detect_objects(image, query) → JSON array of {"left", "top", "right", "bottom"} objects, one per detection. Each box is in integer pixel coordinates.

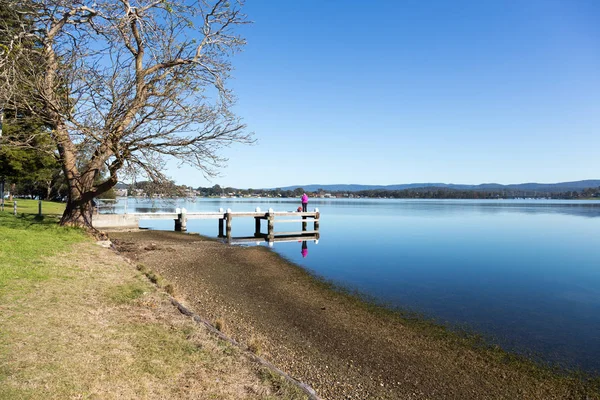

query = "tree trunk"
[
  {"left": 60, "top": 194, "right": 95, "bottom": 229},
  {"left": 59, "top": 174, "right": 96, "bottom": 230},
  {"left": 46, "top": 180, "right": 52, "bottom": 200},
  {"left": 54, "top": 120, "right": 97, "bottom": 229},
  {"left": 59, "top": 173, "right": 112, "bottom": 237}
]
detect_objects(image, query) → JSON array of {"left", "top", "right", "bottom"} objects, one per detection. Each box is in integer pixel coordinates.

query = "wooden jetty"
[{"left": 92, "top": 207, "right": 320, "bottom": 244}]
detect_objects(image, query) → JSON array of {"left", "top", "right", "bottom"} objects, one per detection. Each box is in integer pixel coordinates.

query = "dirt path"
[{"left": 112, "top": 231, "right": 599, "bottom": 400}]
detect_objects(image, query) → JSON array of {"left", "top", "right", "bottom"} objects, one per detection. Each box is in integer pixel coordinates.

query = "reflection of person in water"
[{"left": 301, "top": 241, "right": 308, "bottom": 258}]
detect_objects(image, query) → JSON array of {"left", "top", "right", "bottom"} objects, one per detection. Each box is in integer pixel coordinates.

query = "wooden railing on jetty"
[{"left": 92, "top": 207, "right": 321, "bottom": 245}]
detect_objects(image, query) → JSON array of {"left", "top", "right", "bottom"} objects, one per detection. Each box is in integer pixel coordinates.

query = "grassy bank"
[
  {"left": 1, "top": 198, "right": 66, "bottom": 216},
  {"left": 0, "top": 213, "right": 306, "bottom": 399}
]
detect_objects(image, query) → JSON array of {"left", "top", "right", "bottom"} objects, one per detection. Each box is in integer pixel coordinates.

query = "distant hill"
[{"left": 273, "top": 180, "right": 600, "bottom": 193}]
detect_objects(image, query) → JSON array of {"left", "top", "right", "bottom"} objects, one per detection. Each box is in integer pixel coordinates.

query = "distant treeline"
[
  {"left": 195, "top": 184, "right": 305, "bottom": 198},
  {"left": 119, "top": 182, "right": 600, "bottom": 200},
  {"left": 194, "top": 185, "right": 600, "bottom": 200},
  {"left": 344, "top": 186, "right": 600, "bottom": 199}
]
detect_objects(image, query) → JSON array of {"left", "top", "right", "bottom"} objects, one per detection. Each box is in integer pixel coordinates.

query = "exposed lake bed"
[
  {"left": 111, "top": 229, "right": 600, "bottom": 399},
  {"left": 103, "top": 198, "right": 600, "bottom": 376}
]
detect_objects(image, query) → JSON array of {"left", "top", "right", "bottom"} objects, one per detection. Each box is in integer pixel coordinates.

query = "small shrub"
[
  {"left": 136, "top": 263, "right": 148, "bottom": 273},
  {"left": 145, "top": 271, "right": 164, "bottom": 286},
  {"left": 164, "top": 283, "right": 175, "bottom": 296},
  {"left": 214, "top": 318, "right": 225, "bottom": 332},
  {"left": 247, "top": 336, "right": 262, "bottom": 355}
]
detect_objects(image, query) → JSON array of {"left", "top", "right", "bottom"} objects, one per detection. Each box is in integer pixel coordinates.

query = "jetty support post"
[
  {"left": 254, "top": 217, "right": 260, "bottom": 237},
  {"left": 174, "top": 208, "right": 181, "bottom": 231},
  {"left": 218, "top": 208, "right": 224, "bottom": 237},
  {"left": 314, "top": 208, "right": 320, "bottom": 231},
  {"left": 254, "top": 207, "right": 261, "bottom": 237},
  {"left": 180, "top": 208, "right": 187, "bottom": 231},
  {"left": 267, "top": 208, "right": 275, "bottom": 240},
  {"left": 174, "top": 208, "right": 187, "bottom": 232},
  {"left": 218, "top": 218, "right": 224, "bottom": 237},
  {"left": 302, "top": 215, "right": 307, "bottom": 232},
  {"left": 226, "top": 208, "right": 232, "bottom": 237},
  {"left": 254, "top": 217, "right": 261, "bottom": 237}
]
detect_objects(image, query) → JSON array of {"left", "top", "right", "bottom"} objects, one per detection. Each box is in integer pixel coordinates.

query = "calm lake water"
[{"left": 102, "top": 197, "right": 600, "bottom": 372}]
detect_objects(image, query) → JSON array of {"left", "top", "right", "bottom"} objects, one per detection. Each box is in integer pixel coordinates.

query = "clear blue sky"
[{"left": 169, "top": 0, "right": 599, "bottom": 189}]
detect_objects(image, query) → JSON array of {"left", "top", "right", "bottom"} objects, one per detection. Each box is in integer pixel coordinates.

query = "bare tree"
[{"left": 0, "top": 0, "right": 252, "bottom": 229}]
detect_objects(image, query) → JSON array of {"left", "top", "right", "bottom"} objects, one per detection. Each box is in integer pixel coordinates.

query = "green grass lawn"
[
  {"left": 0, "top": 213, "right": 84, "bottom": 292},
  {"left": 1, "top": 199, "right": 65, "bottom": 216}
]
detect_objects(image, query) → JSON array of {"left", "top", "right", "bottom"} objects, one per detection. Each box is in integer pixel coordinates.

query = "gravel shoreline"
[{"left": 111, "top": 230, "right": 599, "bottom": 400}]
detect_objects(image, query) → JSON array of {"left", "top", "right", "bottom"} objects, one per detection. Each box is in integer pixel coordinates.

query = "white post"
[
  {"left": 180, "top": 208, "right": 187, "bottom": 232},
  {"left": 226, "top": 209, "right": 232, "bottom": 237},
  {"left": 267, "top": 208, "right": 275, "bottom": 240}
]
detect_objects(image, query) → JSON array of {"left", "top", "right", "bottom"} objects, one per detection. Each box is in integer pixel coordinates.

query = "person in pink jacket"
[{"left": 301, "top": 193, "right": 308, "bottom": 212}]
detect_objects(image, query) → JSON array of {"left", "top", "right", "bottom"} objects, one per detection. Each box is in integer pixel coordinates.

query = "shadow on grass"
[{"left": 0, "top": 213, "right": 61, "bottom": 229}]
